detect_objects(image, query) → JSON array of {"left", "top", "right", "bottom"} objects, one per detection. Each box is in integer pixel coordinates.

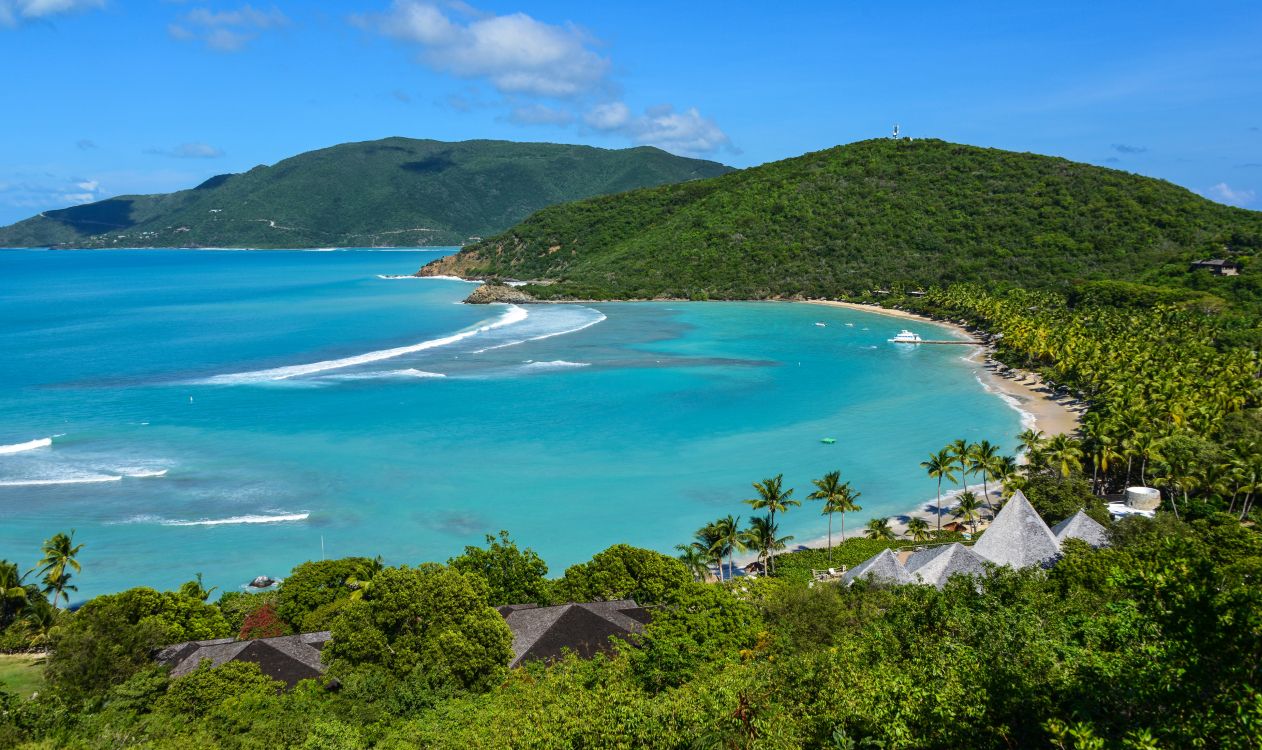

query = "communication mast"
[{"left": 891, "top": 123, "right": 900, "bottom": 139}]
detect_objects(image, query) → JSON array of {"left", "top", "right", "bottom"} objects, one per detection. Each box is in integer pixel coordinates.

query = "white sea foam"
[
  {"left": 974, "top": 373, "right": 1038, "bottom": 431},
  {"left": 0, "top": 475, "right": 122, "bottom": 487},
  {"left": 379, "top": 273, "right": 479, "bottom": 282},
  {"left": 472, "top": 307, "right": 606, "bottom": 353},
  {"left": 0, "top": 437, "right": 52, "bottom": 455},
  {"left": 201, "top": 306, "right": 528, "bottom": 384},
  {"left": 161, "top": 512, "right": 310, "bottom": 526},
  {"left": 325, "top": 368, "right": 446, "bottom": 381},
  {"left": 122, "top": 468, "right": 169, "bottom": 478},
  {"left": 523, "top": 360, "right": 590, "bottom": 370}
]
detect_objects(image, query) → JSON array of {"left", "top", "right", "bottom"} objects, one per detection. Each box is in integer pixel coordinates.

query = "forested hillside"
[
  {"left": 0, "top": 139, "right": 731, "bottom": 249},
  {"left": 420, "top": 138, "right": 1262, "bottom": 303}
]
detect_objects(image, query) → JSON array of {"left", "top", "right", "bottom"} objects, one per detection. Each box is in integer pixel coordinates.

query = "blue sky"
[{"left": 1, "top": 1, "right": 1259, "bottom": 224}]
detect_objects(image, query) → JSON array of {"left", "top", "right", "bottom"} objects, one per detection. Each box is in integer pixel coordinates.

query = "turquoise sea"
[{"left": 0, "top": 249, "right": 1023, "bottom": 599}]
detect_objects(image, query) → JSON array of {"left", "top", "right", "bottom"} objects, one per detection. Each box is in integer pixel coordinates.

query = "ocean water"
[{"left": 0, "top": 249, "right": 1022, "bottom": 598}]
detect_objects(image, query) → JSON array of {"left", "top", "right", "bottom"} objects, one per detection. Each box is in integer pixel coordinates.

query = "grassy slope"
[
  {"left": 0, "top": 654, "right": 45, "bottom": 698},
  {"left": 0, "top": 138, "right": 731, "bottom": 249},
  {"left": 423, "top": 138, "right": 1262, "bottom": 301}
]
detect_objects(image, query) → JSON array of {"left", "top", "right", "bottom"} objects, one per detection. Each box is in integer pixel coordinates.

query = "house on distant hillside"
[
  {"left": 155, "top": 631, "right": 330, "bottom": 688},
  {"left": 497, "top": 600, "right": 650, "bottom": 669},
  {"left": 1190, "top": 259, "right": 1240, "bottom": 276}
]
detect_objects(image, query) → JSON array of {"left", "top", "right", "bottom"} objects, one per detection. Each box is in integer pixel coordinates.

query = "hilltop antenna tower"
[{"left": 891, "top": 123, "right": 900, "bottom": 139}]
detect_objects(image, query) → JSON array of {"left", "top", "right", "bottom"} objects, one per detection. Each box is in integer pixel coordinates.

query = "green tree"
[
  {"left": 556, "top": 544, "right": 690, "bottom": 605},
  {"left": 864, "top": 517, "right": 896, "bottom": 541},
  {"left": 743, "top": 515, "right": 794, "bottom": 573},
  {"left": 45, "top": 587, "right": 231, "bottom": 700},
  {"left": 448, "top": 530, "right": 550, "bottom": 606},
  {"left": 156, "top": 660, "right": 283, "bottom": 717},
  {"left": 1045, "top": 434, "right": 1085, "bottom": 478},
  {"left": 325, "top": 565, "right": 513, "bottom": 691},
  {"left": 745, "top": 474, "right": 799, "bottom": 573},
  {"left": 921, "top": 448, "right": 958, "bottom": 532},
  {"left": 37, "top": 530, "right": 83, "bottom": 610},
  {"left": 953, "top": 490, "right": 982, "bottom": 534},
  {"left": 906, "top": 516, "right": 931, "bottom": 542},
  {"left": 809, "top": 470, "right": 862, "bottom": 562},
  {"left": 711, "top": 515, "right": 746, "bottom": 581},
  {"left": 275, "top": 556, "right": 375, "bottom": 630},
  {"left": 628, "top": 582, "right": 760, "bottom": 692}
]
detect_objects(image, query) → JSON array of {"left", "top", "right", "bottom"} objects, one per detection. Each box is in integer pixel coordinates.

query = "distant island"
[
  {"left": 418, "top": 138, "right": 1261, "bottom": 304},
  {"left": 0, "top": 138, "right": 731, "bottom": 249}
]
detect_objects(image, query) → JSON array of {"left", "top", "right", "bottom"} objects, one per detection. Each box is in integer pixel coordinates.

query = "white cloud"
[
  {"left": 1207, "top": 182, "right": 1256, "bottom": 207},
  {"left": 146, "top": 142, "right": 225, "bottom": 159},
  {"left": 0, "top": 0, "right": 103, "bottom": 27},
  {"left": 359, "top": 1, "right": 610, "bottom": 98},
  {"left": 584, "top": 101, "right": 629, "bottom": 131},
  {"left": 0, "top": 174, "right": 103, "bottom": 211},
  {"left": 585, "top": 103, "right": 730, "bottom": 156},
  {"left": 505, "top": 103, "right": 573, "bottom": 126},
  {"left": 169, "top": 4, "right": 288, "bottom": 51}
]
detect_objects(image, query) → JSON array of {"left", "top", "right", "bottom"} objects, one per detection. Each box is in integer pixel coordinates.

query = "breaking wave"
[
  {"left": 0, "top": 437, "right": 52, "bottom": 455},
  {"left": 523, "top": 360, "right": 590, "bottom": 370},
  {"left": 200, "top": 306, "right": 529, "bottom": 384},
  {"left": 122, "top": 512, "right": 312, "bottom": 527},
  {"left": 0, "top": 474, "right": 122, "bottom": 487}
]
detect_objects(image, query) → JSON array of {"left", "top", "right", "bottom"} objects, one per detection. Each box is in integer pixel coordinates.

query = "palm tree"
[
  {"left": 37, "top": 530, "right": 83, "bottom": 610},
  {"left": 808, "top": 471, "right": 861, "bottom": 562},
  {"left": 949, "top": 439, "right": 972, "bottom": 494},
  {"left": 1044, "top": 434, "right": 1085, "bottom": 478},
  {"left": 745, "top": 475, "right": 799, "bottom": 573},
  {"left": 953, "top": 491, "right": 982, "bottom": 534},
  {"left": 710, "top": 515, "right": 745, "bottom": 581},
  {"left": 970, "top": 440, "right": 1000, "bottom": 512},
  {"left": 683, "top": 523, "right": 724, "bottom": 581},
  {"left": 675, "top": 544, "right": 710, "bottom": 582},
  {"left": 906, "top": 517, "right": 931, "bottom": 543},
  {"left": 864, "top": 517, "right": 896, "bottom": 541},
  {"left": 0, "top": 560, "right": 32, "bottom": 628},
  {"left": 744, "top": 516, "right": 794, "bottom": 573},
  {"left": 920, "top": 449, "right": 957, "bottom": 532}
]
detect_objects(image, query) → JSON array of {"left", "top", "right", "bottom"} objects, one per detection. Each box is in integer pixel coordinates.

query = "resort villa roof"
[
  {"left": 497, "top": 599, "right": 650, "bottom": 669},
  {"left": 971, "top": 490, "right": 1062, "bottom": 568},
  {"left": 905, "top": 542, "right": 989, "bottom": 588},
  {"left": 155, "top": 631, "right": 330, "bottom": 687},
  {"left": 1051, "top": 509, "right": 1110, "bottom": 548},
  {"left": 841, "top": 548, "right": 914, "bottom": 586},
  {"left": 844, "top": 491, "right": 1113, "bottom": 590}
]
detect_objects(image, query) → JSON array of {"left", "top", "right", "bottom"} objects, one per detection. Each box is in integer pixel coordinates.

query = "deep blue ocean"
[{"left": 0, "top": 248, "right": 1023, "bottom": 598}]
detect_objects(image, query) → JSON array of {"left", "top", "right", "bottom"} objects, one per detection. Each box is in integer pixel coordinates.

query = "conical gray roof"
[
  {"left": 905, "top": 543, "right": 989, "bottom": 588},
  {"left": 842, "top": 548, "right": 914, "bottom": 586},
  {"left": 971, "top": 490, "right": 1061, "bottom": 568},
  {"left": 1051, "top": 509, "right": 1110, "bottom": 548}
]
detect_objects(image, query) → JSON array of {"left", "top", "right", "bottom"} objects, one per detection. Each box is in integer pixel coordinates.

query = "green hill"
[
  {"left": 419, "top": 138, "right": 1262, "bottom": 301},
  {"left": 0, "top": 138, "right": 732, "bottom": 249}
]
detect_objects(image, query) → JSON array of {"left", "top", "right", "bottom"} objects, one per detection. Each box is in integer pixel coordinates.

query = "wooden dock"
[{"left": 900, "top": 340, "right": 980, "bottom": 345}]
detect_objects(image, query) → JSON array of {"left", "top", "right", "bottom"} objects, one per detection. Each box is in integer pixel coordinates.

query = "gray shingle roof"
[
  {"left": 1051, "top": 509, "right": 1110, "bottom": 548},
  {"left": 842, "top": 548, "right": 914, "bottom": 586},
  {"left": 501, "top": 599, "right": 648, "bottom": 668},
  {"left": 155, "top": 631, "right": 330, "bottom": 687},
  {"left": 971, "top": 490, "right": 1061, "bottom": 568},
  {"left": 905, "top": 543, "right": 989, "bottom": 588}
]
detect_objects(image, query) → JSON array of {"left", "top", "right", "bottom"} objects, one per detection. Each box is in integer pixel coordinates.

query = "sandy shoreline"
[
  {"left": 803, "top": 299, "right": 1081, "bottom": 438},
  {"left": 769, "top": 299, "right": 1085, "bottom": 559}
]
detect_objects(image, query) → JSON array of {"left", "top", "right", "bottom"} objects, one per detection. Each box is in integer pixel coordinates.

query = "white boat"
[
  {"left": 889, "top": 329, "right": 922, "bottom": 343},
  {"left": 814, "top": 322, "right": 827, "bottom": 327}
]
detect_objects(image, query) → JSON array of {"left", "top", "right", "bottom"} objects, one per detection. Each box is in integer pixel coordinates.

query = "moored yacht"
[{"left": 889, "top": 329, "right": 922, "bottom": 343}]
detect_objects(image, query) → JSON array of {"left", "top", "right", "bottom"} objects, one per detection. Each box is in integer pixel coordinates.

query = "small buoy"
[{"left": 820, "top": 437, "right": 837, "bottom": 444}]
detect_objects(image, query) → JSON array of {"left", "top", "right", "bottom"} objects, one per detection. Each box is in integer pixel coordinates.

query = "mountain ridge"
[
  {"left": 0, "top": 137, "right": 733, "bottom": 249},
  {"left": 418, "top": 138, "right": 1262, "bottom": 304}
]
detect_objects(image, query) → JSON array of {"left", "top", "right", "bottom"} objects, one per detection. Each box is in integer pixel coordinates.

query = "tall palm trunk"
[
  {"left": 827, "top": 512, "right": 834, "bottom": 563},
  {"left": 935, "top": 477, "right": 942, "bottom": 532}
]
